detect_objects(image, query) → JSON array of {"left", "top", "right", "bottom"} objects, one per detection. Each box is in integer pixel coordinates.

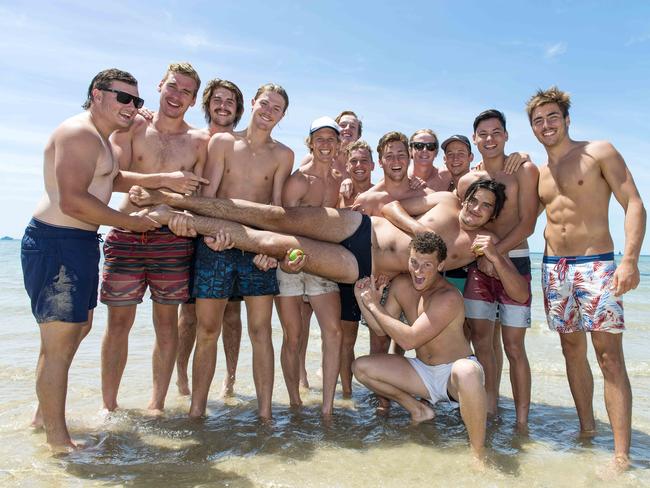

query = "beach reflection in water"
[{"left": 1, "top": 244, "right": 650, "bottom": 487}]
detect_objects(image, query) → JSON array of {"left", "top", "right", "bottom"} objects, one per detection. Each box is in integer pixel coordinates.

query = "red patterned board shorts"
[{"left": 100, "top": 227, "right": 194, "bottom": 306}]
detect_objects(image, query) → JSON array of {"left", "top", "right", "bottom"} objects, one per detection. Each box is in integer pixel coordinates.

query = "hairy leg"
[
  {"left": 101, "top": 305, "right": 137, "bottom": 411},
  {"left": 591, "top": 331, "right": 631, "bottom": 468},
  {"left": 310, "top": 292, "right": 343, "bottom": 416},
  {"left": 149, "top": 302, "right": 180, "bottom": 412},
  {"left": 176, "top": 303, "right": 196, "bottom": 396},
  {"left": 559, "top": 331, "right": 596, "bottom": 434},
  {"left": 275, "top": 295, "right": 304, "bottom": 408},
  {"left": 189, "top": 298, "right": 228, "bottom": 417},
  {"left": 244, "top": 295, "right": 275, "bottom": 419},
  {"left": 501, "top": 325, "right": 531, "bottom": 429},
  {"left": 220, "top": 301, "right": 242, "bottom": 398},
  {"left": 468, "top": 318, "right": 497, "bottom": 415}
]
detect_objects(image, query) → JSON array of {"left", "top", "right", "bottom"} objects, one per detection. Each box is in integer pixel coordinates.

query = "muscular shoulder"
[
  {"left": 428, "top": 284, "right": 463, "bottom": 313},
  {"left": 209, "top": 131, "right": 237, "bottom": 151},
  {"left": 584, "top": 140, "right": 619, "bottom": 163},
  {"left": 271, "top": 139, "right": 295, "bottom": 164},
  {"left": 54, "top": 113, "right": 102, "bottom": 147},
  {"left": 515, "top": 160, "right": 540, "bottom": 180}
]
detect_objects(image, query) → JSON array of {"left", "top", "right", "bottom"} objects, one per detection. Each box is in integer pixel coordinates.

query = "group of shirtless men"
[{"left": 21, "top": 62, "right": 645, "bottom": 468}]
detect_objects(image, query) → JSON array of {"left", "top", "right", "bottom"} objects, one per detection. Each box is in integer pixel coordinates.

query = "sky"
[{"left": 1, "top": 0, "right": 649, "bottom": 253}]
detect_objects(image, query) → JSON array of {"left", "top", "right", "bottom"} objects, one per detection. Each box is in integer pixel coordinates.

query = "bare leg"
[
  {"left": 310, "top": 292, "right": 343, "bottom": 416},
  {"left": 591, "top": 331, "right": 631, "bottom": 469},
  {"left": 501, "top": 325, "right": 531, "bottom": 429},
  {"left": 559, "top": 331, "right": 596, "bottom": 434},
  {"left": 369, "top": 329, "right": 392, "bottom": 411},
  {"left": 189, "top": 298, "right": 228, "bottom": 417},
  {"left": 468, "top": 318, "right": 497, "bottom": 415},
  {"left": 145, "top": 205, "right": 362, "bottom": 284},
  {"left": 149, "top": 302, "right": 180, "bottom": 413},
  {"left": 244, "top": 295, "right": 275, "bottom": 419},
  {"left": 340, "top": 320, "right": 359, "bottom": 397},
  {"left": 493, "top": 320, "right": 503, "bottom": 402},
  {"left": 220, "top": 301, "right": 242, "bottom": 398},
  {"left": 130, "top": 188, "right": 363, "bottom": 243},
  {"left": 275, "top": 295, "right": 304, "bottom": 408},
  {"left": 352, "top": 354, "right": 434, "bottom": 423},
  {"left": 101, "top": 305, "right": 137, "bottom": 411},
  {"left": 176, "top": 303, "right": 196, "bottom": 396},
  {"left": 299, "top": 300, "right": 313, "bottom": 389},
  {"left": 37, "top": 316, "right": 91, "bottom": 449},
  {"left": 447, "top": 358, "right": 487, "bottom": 459}
]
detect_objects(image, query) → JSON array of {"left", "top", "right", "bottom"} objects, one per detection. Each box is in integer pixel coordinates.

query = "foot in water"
[{"left": 410, "top": 399, "right": 435, "bottom": 424}]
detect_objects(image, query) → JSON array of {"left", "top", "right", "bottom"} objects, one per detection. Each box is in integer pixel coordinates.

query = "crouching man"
[{"left": 352, "top": 232, "right": 529, "bottom": 459}]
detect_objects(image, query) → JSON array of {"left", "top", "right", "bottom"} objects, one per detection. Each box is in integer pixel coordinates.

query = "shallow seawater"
[{"left": 1, "top": 242, "right": 650, "bottom": 487}]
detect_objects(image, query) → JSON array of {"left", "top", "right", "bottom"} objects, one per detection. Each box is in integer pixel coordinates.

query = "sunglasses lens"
[{"left": 115, "top": 91, "right": 144, "bottom": 108}]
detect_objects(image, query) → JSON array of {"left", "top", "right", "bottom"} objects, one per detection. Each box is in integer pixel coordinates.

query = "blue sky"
[{"left": 1, "top": 1, "right": 649, "bottom": 253}]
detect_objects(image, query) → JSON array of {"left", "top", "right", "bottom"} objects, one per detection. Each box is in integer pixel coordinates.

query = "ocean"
[{"left": 1, "top": 239, "right": 649, "bottom": 487}]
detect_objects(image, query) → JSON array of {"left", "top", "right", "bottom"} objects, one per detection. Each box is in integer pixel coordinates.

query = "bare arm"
[
  {"left": 495, "top": 163, "right": 540, "bottom": 255},
  {"left": 599, "top": 142, "right": 647, "bottom": 295},
  {"left": 380, "top": 200, "right": 430, "bottom": 236},
  {"left": 200, "top": 134, "right": 228, "bottom": 197},
  {"left": 272, "top": 147, "right": 294, "bottom": 206},
  {"left": 472, "top": 234, "right": 529, "bottom": 303},
  {"left": 354, "top": 277, "right": 404, "bottom": 338},
  {"left": 281, "top": 171, "right": 309, "bottom": 207},
  {"left": 55, "top": 128, "right": 159, "bottom": 232},
  {"left": 360, "top": 277, "right": 461, "bottom": 351}
]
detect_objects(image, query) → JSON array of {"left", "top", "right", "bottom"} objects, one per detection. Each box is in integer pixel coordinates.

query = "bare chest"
[{"left": 132, "top": 129, "right": 200, "bottom": 172}]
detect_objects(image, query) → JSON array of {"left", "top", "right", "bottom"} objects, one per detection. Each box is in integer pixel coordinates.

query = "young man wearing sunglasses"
[
  {"left": 21, "top": 69, "right": 160, "bottom": 450},
  {"left": 100, "top": 62, "right": 210, "bottom": 415},
  {"left": 408, "top": 129, "right": 453, "bottom": 191}
]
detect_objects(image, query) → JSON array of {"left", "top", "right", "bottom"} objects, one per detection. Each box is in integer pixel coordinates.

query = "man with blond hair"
[
  {"left": 100, "top": 62, "right": 210, "bottom": 414},
  {"left": 528, "top": 86, "right": 645, "bottom": 470}
]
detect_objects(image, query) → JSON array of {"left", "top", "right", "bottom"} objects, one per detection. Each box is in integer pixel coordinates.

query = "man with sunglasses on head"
[
  {"left": 100, "top": 62, "right": 210, "bottom": 415},
  {"left": 21, "top": 69, "right": 160, "bottom": 450}
]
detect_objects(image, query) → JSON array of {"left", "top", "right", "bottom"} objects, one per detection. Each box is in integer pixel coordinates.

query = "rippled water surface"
[{"left": 1, "top": 242, "right": 649, "bottom": 487}]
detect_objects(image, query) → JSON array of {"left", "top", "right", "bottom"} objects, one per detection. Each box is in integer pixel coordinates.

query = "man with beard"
[
  {"left": 100, "top": 62, "right": 209, "bottom": 414},
  {"left": 175, "top": 79, "right": 248, "bottom": 398}
]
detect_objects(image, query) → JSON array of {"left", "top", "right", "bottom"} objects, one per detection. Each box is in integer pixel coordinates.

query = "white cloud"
[{"left": 544, "top": 42, "right": 567, "bottom": 59}]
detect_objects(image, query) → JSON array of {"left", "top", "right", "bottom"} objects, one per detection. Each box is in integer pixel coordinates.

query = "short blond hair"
[
  {"left": 162, "top": 62, "right": 201, "bottom": 97},
  {"left": 525, "top": 86, "right": 571, "bottom": 123}
]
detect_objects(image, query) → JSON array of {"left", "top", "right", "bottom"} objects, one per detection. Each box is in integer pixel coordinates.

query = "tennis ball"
[{"left": 288, "top": 249, "right": 304, "bottom": 261}]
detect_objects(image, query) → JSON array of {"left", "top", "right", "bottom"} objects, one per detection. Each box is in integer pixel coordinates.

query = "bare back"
[
  {"left": 539, "top": 140, "right": 618, "bottom": 256},
  {"left": 33, "top": 112, "right": 118, "bottom": 231}
]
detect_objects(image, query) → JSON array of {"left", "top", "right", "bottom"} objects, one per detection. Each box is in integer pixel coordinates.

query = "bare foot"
[
  {"left": 596, "top": 455, "right": 630, "bottom": 479},
  {"left": 410, "top": 399, "right": 435, "bottom": 424},
  {"left": 129, "top": 186, "right": 164, "bottom": 207},
  {"left": 144, "top": 204, "right": 174, "bottom": 226},
  {"left": 299, "top": 378, "right": 310, "bottom": 390},
  {"left": 31, "top": 405, "right": 44, "bottom": 429},
  {"left": 176, "top": 378, "right": 191, "bottom": 396},
  {"left": 341, "top": 389, "right": 352, "bottom": 399},
  {"left": 470, "top": 449, "right": 488, "bottom": 472},
  {"left": 578, "top": 428, "right": 597, "bottom": 438},
  {"left": 219, "top": 378, "right": 235, "bottom": 398},
  {"left": 47, "top": 438, "right": 82, "bottom": 454},
  {"left": 146, "top": 407, "right": 165, "bottom": 417},
  {"left": 515, "top": 421, "right": 529, "bottom": 435}
]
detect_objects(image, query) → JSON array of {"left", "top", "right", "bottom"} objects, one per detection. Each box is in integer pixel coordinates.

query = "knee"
[
  {"left": 503, "top": 340, "right": 527, "bottom": 363},
  {"left": 282, "top": 333, "right": 301, "bottom": 352},
  {"left": 596, "top": 349, "right": 627, "bottom": 378},
  {"left": 351, "top": 355, "right": 370, "bottom": 379},
  {"left": 452, "top": 360, "right": 484, "bottom": 391},
  {"left": 248, "top": 322, "right": 271, "bottom": 345},
  {"left": 196, "top": 319, "right": 222, "bottom": 340}
]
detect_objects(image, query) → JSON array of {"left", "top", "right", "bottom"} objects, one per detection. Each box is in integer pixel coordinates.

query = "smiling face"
[
  {"left": 96, "top": 80, "right": 141, "bottom": 130},
  {"left": 408, "top": 249, "right": 443, "bottom": 291},
  {"left": 158, "top": 72, "right": 197, "bottom": 119},
  {"left": 379, "top": 141, "right": 410, "bottom": 182},
  {"left": 310, "top": 127, "right": 339, "bottom": 163},
  {"left": 473, "top": 117, "right": 508, "bottom": 160},
  {"left": 251, "top": 91, "right": 286, "bottom": 131},
  {"left": 346, "top": 147, "right": 374, "bottom": 183},
  {"left": 209, "top": 87, "right": 238, "bottom": 128},
  {"left": 530, "top": 102, "right": 570, "bottom": 148},
  {"left": 459, "top": 187, "right": 497, "bottom": 229},
  {"left": 443, "top": 140, "right": 473, "bottom": 177},
  {"left": 337, "top": 114, "right": 361, "bottom": 145},
  {"left": 410, "top": 132, "right": 439, "bottom": 167}
]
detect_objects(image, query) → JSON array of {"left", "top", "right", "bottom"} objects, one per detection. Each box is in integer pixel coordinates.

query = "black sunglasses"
[
  {"left": 410, "top": 142, "right": 438, "bottom": 151},
  {"left": 99, "top": 88, "right": 144, "bottom": 109}
]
